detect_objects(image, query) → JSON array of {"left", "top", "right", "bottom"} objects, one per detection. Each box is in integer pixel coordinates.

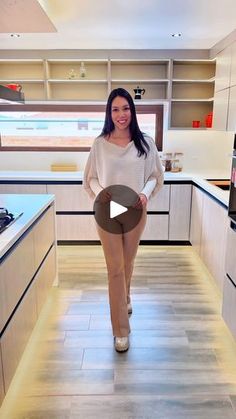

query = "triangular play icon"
[{"left": 110, "top": 200, "right": 128, "bottom": 219}]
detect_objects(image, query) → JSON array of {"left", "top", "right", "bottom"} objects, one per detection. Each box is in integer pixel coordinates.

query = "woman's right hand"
[{"left": 98, "top": 190, "right": 112, "bottom": 203}]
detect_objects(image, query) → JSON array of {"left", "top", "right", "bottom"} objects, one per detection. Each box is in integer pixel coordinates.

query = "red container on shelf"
[
  {"left": 205, "top": 112, "right": 213, "bottom": 128},
  {"left": 5, "top": 83, "right": 22, "bottom": 92},
  {"left": 192, "top": 120, "right": 200, "bottom": 128}
]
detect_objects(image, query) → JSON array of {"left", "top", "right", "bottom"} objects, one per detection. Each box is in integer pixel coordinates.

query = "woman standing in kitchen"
[{"left": 83, "top": 88, "right": 164, "bottom": 352}]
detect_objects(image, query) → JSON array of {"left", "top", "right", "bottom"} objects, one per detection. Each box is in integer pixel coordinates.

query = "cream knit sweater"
[{"left": 83, "top": 135, "right": 164, "bottom": 201}]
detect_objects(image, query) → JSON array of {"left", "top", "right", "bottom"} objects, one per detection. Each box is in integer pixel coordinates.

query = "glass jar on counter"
[
  {"left": 161, "top": 152, "right": 173, "bottom": 172},
  {"left": 172, "top": 152, "right": 183, "bottom": 171}
]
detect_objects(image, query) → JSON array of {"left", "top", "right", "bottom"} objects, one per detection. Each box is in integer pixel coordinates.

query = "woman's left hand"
[{"left": 133, "top": 193, "right": 148, "bottom": 209}]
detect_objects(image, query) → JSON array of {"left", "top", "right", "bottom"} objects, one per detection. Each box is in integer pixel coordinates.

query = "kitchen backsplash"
[{"left": 0, "top": 130, "right": 234, "bottom": 174}]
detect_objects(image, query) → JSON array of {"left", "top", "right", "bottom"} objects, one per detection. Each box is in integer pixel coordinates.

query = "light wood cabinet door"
[
  {"left": 56, "top": 214, "right": 99, "bottom": 241},
  {"left": 190, "top": 186, "right": 204, "bottom": 254},
  {"left": 212, "top": 88, "right": 229, "bottom": 131},
  {"left": 227, "top": 85, "right": 236, "bottom": 132},
  {"left": 0, "top": 356, "right": 4, "bottom": 405},
  {"left": 200, "top": 195, "right": 228, "bottom": 293},
  {"left": 35, "top": 245, "right": 56, "bottom": 315},
  {"left": 214, "top": 46, "right": 232, "bottom": 92},
  {"left": 47, "top": 184, "right": 93, "bottom": 211},
  {"left": 147, "top": 185, "right": 170, "bottom": 211},
  {"left": 33, "top": 205, "right": 55, "bottom": 269},
  {"left": 225, "top": 223, "right": 236, "bottom": 282},
  {"left": 0, "top": 282, "right": 37, "bottom": 392},
  {"left": 222, "top": 223, "right": 236, "bottom": 338},
  {"left": 222, "top": 275, "right": 236, "bottom": 339},
  {"left": 230, "top": 40, "right": 236, "bottom": 87},
  {"left": 141, "top": 214, "right": 168, "bottom": 240},
  {"left": 0, "top": 184, "right": 47, "bottom": 194},
  {"left": 0, "top": 231, "right": 35, "bottom": 333},
  {"left": 169, "top": 184, "right": 192, "bottom": 240}
]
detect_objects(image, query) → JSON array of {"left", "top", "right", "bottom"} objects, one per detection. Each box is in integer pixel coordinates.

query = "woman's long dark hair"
[{"left": 100, "top": 88, "right": 150, "bottom": 157}]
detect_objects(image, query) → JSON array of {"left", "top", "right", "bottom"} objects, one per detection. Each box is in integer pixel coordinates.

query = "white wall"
[
  {"left": 163, "top": 129, "right": 234, "bottom": 173},
  {"left": 0, "top": 130, "right": 234, "bottom": 175}
]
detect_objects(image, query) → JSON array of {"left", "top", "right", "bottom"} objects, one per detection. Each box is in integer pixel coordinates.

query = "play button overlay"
[
  {"left": 110, "top": 201, "right": 127, "bottom": 218},
  {"left": 93, "top": 184, "right": 143, "bottom": 234}
]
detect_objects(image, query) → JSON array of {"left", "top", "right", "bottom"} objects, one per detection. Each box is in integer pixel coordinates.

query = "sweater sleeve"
[
  {"left": 83, "top": 142, "right": 103, "bottom": 199},
  {"left": 141, "top": 138, "right": 164, "bottom": 200}
]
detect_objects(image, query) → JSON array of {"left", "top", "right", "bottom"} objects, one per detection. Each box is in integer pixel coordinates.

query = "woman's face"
[{"left": 111, "top": 96, "right": 131, "bottom": 131}]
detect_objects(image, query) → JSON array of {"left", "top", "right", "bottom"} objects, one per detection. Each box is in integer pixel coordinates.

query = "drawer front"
[
  {"left": 0, "top": 355, "right": 4, "bottom": 405},
  {"left": 0, "top": 184, "right": 47, "bottom": 194},
  {"left": 0, "top": 230, "right": 35, "bottom": 333},
  {"left": 57, "top": 214, "right": 99, "bottom": 240},
  {"left": 0, "top": 281, "right": 37, "bottom": 392},
  {"left": 47, "top": 184, "right": 93, "bottom": 211},
  {"left": 225, "top": 224, "right": 236, "bottom": 283},
  {"left": 35, "top": 245, "right": 56, "bottom": 315},
  {"left": 147, "top": 185, "right": 170, "bottom": 211},
  {"left": 222, "top": 275, "right": 236, "bottom": 339},
  {"left": 169, "top": 184, "right": 192, "bottom": 240},
  {"left": 141, "top": 214, "right": 169, "bottom": 240},
  {"left": 33, "top": 205, "right": 55, "bottom": 269}
]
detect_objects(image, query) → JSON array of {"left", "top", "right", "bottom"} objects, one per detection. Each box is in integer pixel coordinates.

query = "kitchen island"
[{"left": 0, "top": 194, "right": 57, "bottom": 405}]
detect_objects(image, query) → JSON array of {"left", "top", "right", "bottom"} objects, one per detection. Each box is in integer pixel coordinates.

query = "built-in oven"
[{"left": 228, "top": 134, "right": 236, "bottom": 223}]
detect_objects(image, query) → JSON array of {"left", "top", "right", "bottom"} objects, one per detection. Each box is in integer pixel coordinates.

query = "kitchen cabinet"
[
  {"left": 57, "top": 214, "right": 98, "bottom": 241},
  {"left": 214, "top": 46, "right": 232, "bottom": 93},
  {"left": 0, "top": 356, "right": 4, "bottom": 405},
  {"left": 147, "top": 184, "right": 170, "bottom": 211},
  {"left": 190, "top": 185, "right": 229, "bottom": 294},
  {"left": 190, "top": 185, "right": 204, "bottom": 255},
  {"left": 0, "top": 181, "right": 192, "bottom": 242},
  {"left": 169, "top": 184, "right": 192, "bottom": 240},
  {"left": 222, "top": 222, "right": 236, "bottom": 338},
  {"left": 35, "top": 245, "right": 56, "bottom": 315},
  {"left": 200, "top": 194, "right": 228, "bottom": 292},
  {"left": 0, "top": 281, "right": 37, "bottom": 392},
  {"left": 33, "top": 205, "right": 55, "bottom": 269},
  {"left": 46, "top": 184, "right": 93, "bottom": 211},
  {"left": 222, "top": 276, "right": 236, "bottom": 338},
  {"left": 0, "top": 200, "right": 57, "bottom": 400},
  {"left": 141, "top": 214, "right": 169, "bottom": 240},
  {"left": 0, "top": 230, "right": 35, "bottom": 332},
  {"left": 227, "top": 84, "right": 236, "bottom": 132},
  {"left": 212, "top": 42, "right": 236, "bottom": 131},
  {"left": 0, "top": 184, "right": 47, "bottom": 194},
  {"left": 230, "top": 41, "right": 236, "bottom": 87},
  {"left": 212, "top": 88, "right": 229, "bottom": 130}
]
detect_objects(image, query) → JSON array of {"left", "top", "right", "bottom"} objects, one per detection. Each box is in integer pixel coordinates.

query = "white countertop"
[
  {"left": 0, "top": 194, "right": 54, "bottom": 259},
  {"left": 0, "top": 169, "right": 231, "bottom": 208},
  {"left": 0, "top": 169, "right": 230, "bottom": 182},
  {"left": 0, "top": 170, "right": 85, "bottom": 181}
]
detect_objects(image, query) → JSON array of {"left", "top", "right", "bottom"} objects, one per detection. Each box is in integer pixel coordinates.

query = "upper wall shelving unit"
[
  {"left": 170, "top": 59, "right": 215, "bottom": 128},
  {"left": 110, "top": 59, "right": 170, "bottom": 100},
  {"left": 0, "top": 57, "right": 216, "bottom": 129}
]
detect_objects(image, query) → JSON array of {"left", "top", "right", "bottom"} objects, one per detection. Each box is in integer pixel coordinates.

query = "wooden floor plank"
[{"left": 1, "top": 245, "right": 236, "bottom": 419}]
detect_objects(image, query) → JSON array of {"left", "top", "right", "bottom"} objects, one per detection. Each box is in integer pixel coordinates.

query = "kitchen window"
[{"left": 0, "top": 104, "right": 163, "bottom": 151}]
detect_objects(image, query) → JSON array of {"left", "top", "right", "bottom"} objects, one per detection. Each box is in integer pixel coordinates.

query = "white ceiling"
[{"left": 0, "top": 0, "right": 236, "bottom": 50}]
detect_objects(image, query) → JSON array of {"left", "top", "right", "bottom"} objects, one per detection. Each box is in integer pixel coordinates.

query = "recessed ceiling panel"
[{"left": 0, "top": 0, "right": 56, "bottom": 33}]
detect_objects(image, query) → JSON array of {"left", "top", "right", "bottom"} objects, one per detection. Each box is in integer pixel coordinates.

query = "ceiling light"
[
  {"left": 10, "top": 34, "right": 20, "bottom": 38},
  {"left": 171, "top": 33, "right": 182, "bottom": 37}
]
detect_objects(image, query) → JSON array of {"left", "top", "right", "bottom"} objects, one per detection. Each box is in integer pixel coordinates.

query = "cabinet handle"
[{"left": 230, "top": 220, "right": 236, "bottom": 232}]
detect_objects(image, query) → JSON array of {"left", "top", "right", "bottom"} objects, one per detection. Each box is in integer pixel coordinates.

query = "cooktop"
[{"left": 0, "top": 208, "right": 23, "bottom": 234}]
